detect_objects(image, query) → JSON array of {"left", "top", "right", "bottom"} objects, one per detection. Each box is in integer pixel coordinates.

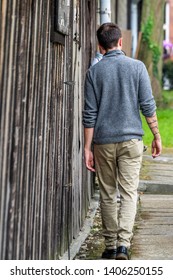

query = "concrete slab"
[
  {"left": 131, "top": 194, "right": 173, "bottom": 260},
  {"left": 139, "top": 181, "right": 173, "bottom": 194},
  {"left": 139, "top": 153, "right": 173, "bottom": 190}
]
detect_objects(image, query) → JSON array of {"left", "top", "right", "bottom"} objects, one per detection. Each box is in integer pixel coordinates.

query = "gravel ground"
[{"left": 73, "top": 205, "right": 105, "bottom": 260}]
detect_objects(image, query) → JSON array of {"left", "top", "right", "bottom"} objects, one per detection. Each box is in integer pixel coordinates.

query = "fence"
[{"left": 0, "top": 0, "right": 97, "bottom": 259}]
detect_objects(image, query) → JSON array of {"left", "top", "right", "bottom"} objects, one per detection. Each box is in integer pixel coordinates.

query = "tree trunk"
[{"left": 137, "top": 0, "right": 165, "bottom": 101}]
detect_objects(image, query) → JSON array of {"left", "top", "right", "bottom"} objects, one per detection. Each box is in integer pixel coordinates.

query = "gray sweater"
[{"left": 83, "top": 50, "right": 156, "bottom": 144}]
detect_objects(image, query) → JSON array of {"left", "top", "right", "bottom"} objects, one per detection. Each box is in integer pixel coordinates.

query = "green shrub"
[{"left": 162, "top": 60, "right": 173, "bottom": 89}]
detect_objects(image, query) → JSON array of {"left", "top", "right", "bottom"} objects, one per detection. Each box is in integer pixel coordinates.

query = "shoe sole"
[
  {"left": 116, "top": 253, "right": 128, "bottom": 260},
  {"left": 102, "top": 255, "right": 116, "bottom": 260},
  {"left": 102, "top": 257, "right": 116, "bottom": 259}
]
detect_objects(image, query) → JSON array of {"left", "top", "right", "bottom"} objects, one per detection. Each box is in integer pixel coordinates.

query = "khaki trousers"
[{"left": 94, "top": 139, "right": 143, "bottom": 249}]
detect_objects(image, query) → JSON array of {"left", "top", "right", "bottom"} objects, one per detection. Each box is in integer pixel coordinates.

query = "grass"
[{"left": 141, "top": 90, "right": 173, "bottom": 148}]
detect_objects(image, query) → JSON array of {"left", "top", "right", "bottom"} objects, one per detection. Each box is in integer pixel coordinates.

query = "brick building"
[{"left": 164, "top": 0, "right": 173, "bottom": 58}]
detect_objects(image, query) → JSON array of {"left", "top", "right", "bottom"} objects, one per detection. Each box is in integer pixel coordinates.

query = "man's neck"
[{"left": 106, "top": 46, "right": 122, "bottom": 52}]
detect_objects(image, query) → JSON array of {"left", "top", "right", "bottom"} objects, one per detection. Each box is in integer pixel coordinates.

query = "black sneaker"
[
  {"left": 102, "top": 248, "right": 117, "bottom": 259},
  {"left": 116, "top": 246, "right": 129, "bottom": 260}
]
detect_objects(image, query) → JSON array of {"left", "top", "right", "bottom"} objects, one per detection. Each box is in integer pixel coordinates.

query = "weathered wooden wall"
[{"left": 0, "top": 0, "right": 97, "bottom": 260}]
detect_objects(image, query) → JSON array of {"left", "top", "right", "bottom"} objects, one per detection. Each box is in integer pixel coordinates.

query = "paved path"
[
  {"left": 131, "top": 194, "right": 173, "bottom": 259},
  {"left": 131, "top": 149, "right": 173, "bottom": 260},
  {"left": 139, "top": 148, "right": 173, "bottom": 194}
]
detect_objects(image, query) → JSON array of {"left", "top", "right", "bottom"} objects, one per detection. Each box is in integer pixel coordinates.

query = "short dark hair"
[{"left": 97, "top": 23, "right": 122, "bottom": 50}]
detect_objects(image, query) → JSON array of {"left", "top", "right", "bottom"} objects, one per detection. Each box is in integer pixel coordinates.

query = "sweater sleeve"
[
  {"left": 138, "top": 62, "right": 156, "bottom": 117},
  {"left": 82, "top": 70, "right": 98, "bottom": 128}
]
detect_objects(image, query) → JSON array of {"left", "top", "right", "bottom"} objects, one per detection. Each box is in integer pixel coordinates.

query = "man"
[
  {"left": 91, "top": 45, "right": 105, "bottom": 66},
  {"left": 82, "top": 23, "right": 162, "bottom": 260}
]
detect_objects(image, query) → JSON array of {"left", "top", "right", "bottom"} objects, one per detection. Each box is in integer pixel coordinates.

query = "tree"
[{"left": 137, "top": 0, "right": 165, "bottom": 101}]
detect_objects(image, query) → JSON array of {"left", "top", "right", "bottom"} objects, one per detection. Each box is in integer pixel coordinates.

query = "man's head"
[{"left": 97, "top": 23, "right": 122, "bottom": 51}]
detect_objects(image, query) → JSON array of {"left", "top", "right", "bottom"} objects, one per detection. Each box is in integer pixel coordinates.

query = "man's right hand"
[{"left": 84, "top": 149, "right": 95, "bottom": 172}]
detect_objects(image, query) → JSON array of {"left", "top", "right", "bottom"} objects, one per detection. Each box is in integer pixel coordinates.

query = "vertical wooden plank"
[
  {"left": 0, "top": 0, "right": 11, "bottom": 260},
  {"left": 9, "top": 0, "right": 32, "bottom": 260},
  {"left": 25, "top": 0, "right": 42, "bottom": 260},
  {"left": 0, "top": 0, "right": 23, "bottom": 260}
]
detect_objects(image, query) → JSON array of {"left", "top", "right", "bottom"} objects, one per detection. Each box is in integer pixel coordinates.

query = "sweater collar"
[{"left": 104, "top": 49, "right": 125, "bottom": 57}]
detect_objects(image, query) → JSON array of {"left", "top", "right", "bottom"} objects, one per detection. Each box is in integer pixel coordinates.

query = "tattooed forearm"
[{"left": 145, "top": 113, "right": 160, "bottom": 139}]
